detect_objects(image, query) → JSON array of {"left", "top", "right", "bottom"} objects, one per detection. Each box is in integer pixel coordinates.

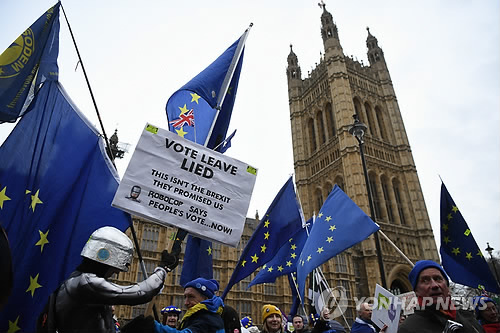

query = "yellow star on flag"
[
  {"left": 7, "top": 316, "right": 20, "bottom": 333},
  {"left": 227, "top": 86, "right": 233, "bottom": 95},
  {"left": 264, "top": 231, "right": 270, "bottom": 240},
  {"left": 278, "top": 266, "right": 283, "bottom": 272},
  {"left": 267, "top": 266, "right": 273, "bottom": 272},
  {"left": 451, "top": 247, "right": 460, "bottom": 256},
  {"left": 30, "top": 189, "right": 43, "bottom": 212},
  {"left": 206, "top": 246, "right": 212, "bottom": 255},
  {"left": 26, "top": 273, "right": 42, "bottom": 297},
  {"left": 260, "top": 244, "right": 267, "bottom": 253},
  {"left": 178, "top": 104, "right": 189, "bottom": 115},
  {"left": 263, "top": 220, "right": 270, "bottom": 228},
  {"left": 291, "top": 244, "right": 297, "bottom": 250},
  {"left": 452, "top": 206, "right": 459, "bottom": 213},
  {"left": 465, "top": 252, "right": 473, "bottom": 260},
  {"left": 262, "top": 264, "right": 267, "bottom": 269},
  {"left": 290, "top": 253, "right": 297, "bottom": 259},
  {"left": 251, "top": 254, "right": 259, "bottom": 263},
  {"left": 477, "top": 250, "right": 483, "bottom": 258},
  {"left": 443, "top": 236, "right": 451, "bottom": 244},
  {"left": 325, "top": 216, "right": 332, "bottom": 222},
  {"left": 442, "top": 224, "right": 449, "bottom": 232},
  {"left": 35, "top": 230, "right": 50, "bottom": 252},
  {"left": 318, "top": 212, "right": 323, "bottom": 218},
  {"left": 176, "top": 127, "right": 188, "bottom": 138},
  {"left": 286, "top": 261, "right": 292, "bottom": 267},
  {"left": 241, "top": 260, "right": 247, "bottom": 267},
  {"left": 0, "top": 186, "right": 11, "bottom": 209},
  {"left": 447, "top": 213, "right": 452, "bottom": 221},
  {"left": 307, "top": 255, "right": 312, "bottom": 262},
  {"left": 329, "top": 225, "right": 336, "bottom": 231},
  {"left": 464, "top": 229, "right": 471, "bottom": 236},
  {"left": 326, "top": 236, "right": 333, "bottom": 243},
  {"left": 190, "top": 93, "right": 201, "bottom": 104},
  {"left": 317, "top": 247, "right": 324, "bottom": 254}
]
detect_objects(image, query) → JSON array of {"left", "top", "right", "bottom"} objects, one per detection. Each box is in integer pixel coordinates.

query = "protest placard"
[
  {"left": 112, "top": 123, "right": 257, "bottom": 247},
  {"left": 371, "top": 284, "right": 402, "bottom": 333}
]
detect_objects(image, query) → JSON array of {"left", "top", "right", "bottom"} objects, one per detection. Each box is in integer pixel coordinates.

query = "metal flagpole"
[
  {"left": 315, "top": 267, "right": 351, "bottom": 330},
  {"left": 60, "top": 4, "right": 162, "bottom": 321},
  {"left": 203, "top": 23, "right": 253, "bottom": 147},
  {"left": 60, "top": 3, "right": 115, "bottom": 169},
  {"left": 378, "top": 230, "right": 414, "bottom": 267}
]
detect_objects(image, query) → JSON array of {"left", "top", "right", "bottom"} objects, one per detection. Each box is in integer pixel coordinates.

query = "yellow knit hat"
[{"left": 262, "top": 304, "right": 282, "bottom": 323}]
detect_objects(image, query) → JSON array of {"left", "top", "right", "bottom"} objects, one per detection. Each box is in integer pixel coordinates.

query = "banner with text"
[{"left": 112, "top": 124, "right": 257, "bottom": 247}]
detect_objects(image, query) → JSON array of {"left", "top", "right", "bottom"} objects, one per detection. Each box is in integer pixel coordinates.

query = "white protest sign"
[
  {"left": 397, "top": 291, "right": 416, "bottom": 315},
  {"left": 112, "top": 123, "right": 257, "bottom": 247},
  {"left": 371, "top": 284, "right": 402, "bottom": 333}
]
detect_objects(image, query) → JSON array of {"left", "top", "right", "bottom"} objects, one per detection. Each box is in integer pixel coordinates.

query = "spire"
[
  {"left": 287, "top": 44, "right": 301, "bottom": 81},
  {"left": 320, "top": 3, "right": 339, "bottom": 43},
  {"left": 366, "top": 27, "right": 385, "bottom": 66}
]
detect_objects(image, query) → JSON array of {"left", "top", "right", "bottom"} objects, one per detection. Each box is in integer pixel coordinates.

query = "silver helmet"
[{"left": 81, "top": 226, "right": 133, "bottom": 272}]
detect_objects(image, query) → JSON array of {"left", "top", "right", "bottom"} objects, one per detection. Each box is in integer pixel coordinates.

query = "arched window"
[
  {"left": 364, "top": 102, "right": 376, "bottom": 137},
  {"left": 318, "top": 111, "right": 326, "bottom": 144},
  {"left": 375, "top": 106, "right": 388, "bottom": 141},
  {"left": 381, "top": 175, "right": 394, "bottom": 223},
  {"left": 334, "top": 176, "right": 345, "bottom": 192},
  {"left": 392, "top": 179, "right": 407, "bottom": 225},
  {"left": 326, "top": 103, "right": 336, "bottom": 137},
  {"left": 324, "top": 182, "right": 333, "bottom": 198},
  {"left": 308, "top": 118, "right": 317, "bottom": 153},
  {"left": 315, "top": 188, "right": 323, "bottom": 213},
  {"left": 353, "top": 98, "right": 364, "bottom": 124},
  {"left": 368, "top": 171, "right": 382, "bottom": 220}
]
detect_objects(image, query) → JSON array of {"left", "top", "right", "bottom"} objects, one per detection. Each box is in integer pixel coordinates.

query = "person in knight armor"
[{"left": 46, "top": 226, "right": 173, "bottom": 333}]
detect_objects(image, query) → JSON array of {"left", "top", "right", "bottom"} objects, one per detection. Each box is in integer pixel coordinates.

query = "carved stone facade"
[{"left": 286, "top": 3, "right": 439, "bottom": 313}]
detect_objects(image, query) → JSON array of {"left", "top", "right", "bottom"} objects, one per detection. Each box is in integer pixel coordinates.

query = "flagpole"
[
  {"left": 60, "top": 4, "right": 163, "bottom": 321},
  {"left": 290, "top": 273, "right": 309, "bottom": 317},
  {"left": 59, "top": 3, "right": 115, "bottom": 168},
  {"left": 204, "top": 23, "right": 253, "bottom": 147},
  {"left": 378, "top": 230, "right": 414, "bottom": 267},
  {"left": 315, "top": 268, "right": 352, "bottom": 331}
]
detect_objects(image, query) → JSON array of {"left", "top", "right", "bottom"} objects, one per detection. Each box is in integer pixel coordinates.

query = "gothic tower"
[{"left": 287, "top": 4, "right": 439, "bottom": 314}]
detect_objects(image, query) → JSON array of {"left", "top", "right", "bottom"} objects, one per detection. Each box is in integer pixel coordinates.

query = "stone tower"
[{"left": 287, "top": 4, "right": 439, "bottom": 306}]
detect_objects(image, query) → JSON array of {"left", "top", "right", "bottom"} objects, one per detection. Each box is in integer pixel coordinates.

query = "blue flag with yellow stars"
[
  {"left": 0, "top": 3, "right": 60, "bottom": 123},
  {"left": 166, "top": 32, "right": 246, "bottom": 150},
  {"left": 0, "top": 81, "right": 130, "bottom": 333},
  {"left": 296, "top": 185, "right": 379, "bottom": 302},
  {"left": 248, "top": 222, "right": 310, "bottom": 288},
  {"left": 440, "top": 183, "right": 500, "bottom": 293},
  {"left": 180, "top": 235, "right": 214, "bottom": 286},
  {"left": 221, "top": 176, "right": 303, "bottom": 299}
]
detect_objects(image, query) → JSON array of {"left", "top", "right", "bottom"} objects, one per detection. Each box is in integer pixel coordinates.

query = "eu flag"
[
  {"left": 166, "top": 29, "right": 247, "bottom": 149},
  {"left": 0, "top": 81, "right": 130, "bottom": 333},
  {"left": 0, "top": 3, "right": 60, "bottom": 123},
  {"left": 222, "top": 176, "right": 303, "bottom": 299},
  {"left": 440, "top": 183, "right": 500, "bottom": 293},
  {"left": 296, "top": 185, "right": 379, "bottom": 301},
  {"left": 180, "top": 235, "right": 214, "bottom": 286},
  {"left": 248, "top": 223, "right": 309, "bottom": 288}
]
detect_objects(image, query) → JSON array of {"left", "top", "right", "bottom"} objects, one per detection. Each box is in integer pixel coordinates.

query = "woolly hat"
[
  {"left": 408, "top": 260, "right": 448, "bottom": 290},
  {"left": 262, "top": 304, "right": 282, "bottom": 322},
  {"left": 474, "top": 296, "right": 496, "bottom": 319},
  {"left": 161, "top": 305, "right": 181, "bottom": 315},
  {"left": 241, "top": 316, "right": 253, "bottom": 328},
  {"left": 183, "top": 277, "right": 219, "bottom": 299}
]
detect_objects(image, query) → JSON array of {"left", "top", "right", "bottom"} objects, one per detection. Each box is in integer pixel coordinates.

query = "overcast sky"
[{"left": 1, "top": 1, "right": 499, "bottom": 262}]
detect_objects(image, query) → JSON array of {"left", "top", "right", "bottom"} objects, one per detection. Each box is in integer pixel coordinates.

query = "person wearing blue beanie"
[
  {"left": 398, "top": 260, "right": 483, "bottom": 333},
  {"left": 154, "top": 277, "right": 224, "bottom": 333},
  {"left": 408, "top": 260, "right": 449, "bottom": 291}
]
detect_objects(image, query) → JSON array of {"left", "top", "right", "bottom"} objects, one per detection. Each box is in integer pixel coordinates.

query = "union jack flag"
[{"left": 169, "top": 109, "right": 195, "bottom": 128}]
